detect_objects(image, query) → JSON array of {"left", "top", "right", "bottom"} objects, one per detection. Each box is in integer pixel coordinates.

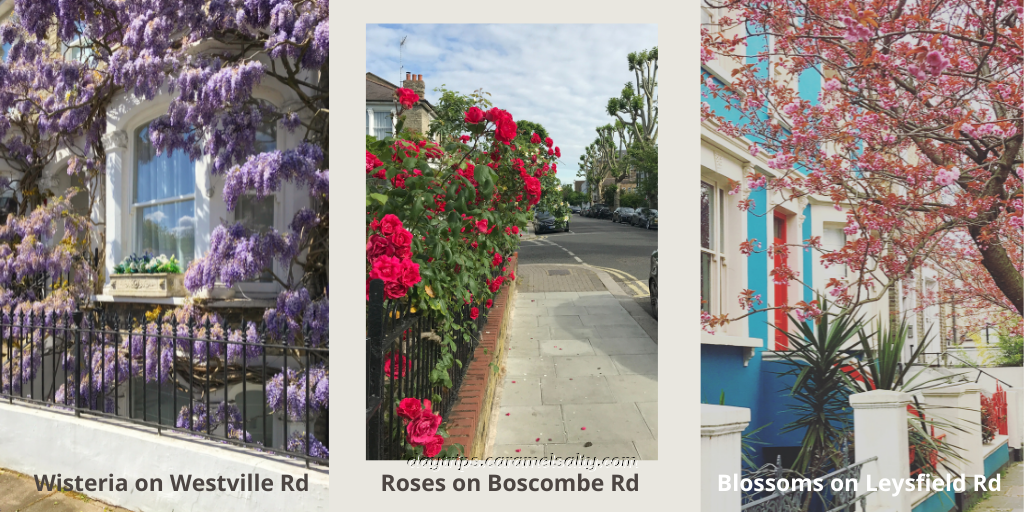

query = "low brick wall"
[{"left": 445, "top": 253, "right": 518, "bottom": 457}]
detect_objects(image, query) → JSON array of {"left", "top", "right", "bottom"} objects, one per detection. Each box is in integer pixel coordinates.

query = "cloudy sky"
[{"left": 366, "top": 24, "right": 658, "bottom": 185}]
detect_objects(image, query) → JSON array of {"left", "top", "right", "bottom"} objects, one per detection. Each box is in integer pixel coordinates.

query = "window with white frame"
[
  {"left": 373, "top": 110, "right": 393, "bottom": 139},
  {"left": 701, "top": 180, "right": 727, "bottom": 316},
  {"left": 133, "top": 124, "right": 196, "bottom": 266},
  {"left": 233, "top": 121, "right": 277, "bottom": 283},
  {"left": 821, "top": 224, "right": 847, "bottom": 283}
]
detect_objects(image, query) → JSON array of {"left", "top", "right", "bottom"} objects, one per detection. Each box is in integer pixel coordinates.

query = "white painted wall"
[
  {"left": 701, "top": 404, "right": 750, "bottom": 512},
  {"left": 0, "top": 403, "right": 328, "bottom": 512}
]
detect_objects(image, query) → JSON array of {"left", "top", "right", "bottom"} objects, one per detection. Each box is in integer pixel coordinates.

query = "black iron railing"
[
  {"left": 0, "top": 308, "right": 329, "bottom": 466},
  {"left": 365, "top": 278, "right": 488, "bottom": 460}
]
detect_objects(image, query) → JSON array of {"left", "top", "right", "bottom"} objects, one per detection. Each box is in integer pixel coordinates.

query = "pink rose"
[
  {"left": 390, "top": 228, "right": 413, "bottom": 248},
  {"left": 407, "top": 411, "right": 443, "bottom": 446},
  {"left": 400, "top": 259, "right": 422, "bottom": 287},
  {"left": 396, "top": 398, "right": 422, "bottom": 421},
  {"left": 464, "top": 107, "right": 484, "bottom": 124},
  {"left": 530, "top": 133, "right": 541, "bottom": 144},
  {"left": 379, "top": 214, "right": 403, "bottom": 236},
  {"left": 369, "top": 255, "right": 402, "bottom": 282},
  {"left": 385, "top": 352, "right": 409, "bottom": 379},
  {"left": 366, "top": 235, "right": 394, "bottom": 259},
  {"left": 383, "top": 281, "right": 409, "bottom": 300},
  {"left": 476, "top": 219, "right": 490, "bottom": 234},
  {"left": 423, "top": 434, "right": 445, "bottom": 458},
  {"left": 396, "top": 88, "right": 419, "bottom": 109}
]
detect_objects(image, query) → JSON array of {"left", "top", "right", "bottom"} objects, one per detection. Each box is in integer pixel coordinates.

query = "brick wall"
[{"left": 444, "top": 253, "right": 518, "bottom": 457}]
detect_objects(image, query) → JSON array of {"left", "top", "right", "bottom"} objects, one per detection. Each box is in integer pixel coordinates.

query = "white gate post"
[
  {"left": 850, "top": 389, "right": 912, "bottom": 512},
  {"left": 958, "top": 384, "right": 985, "bottom": 480},
  {"left": 1005, "top": 388, "right": 1021, "bottom": 457},
  {"left": 702, "top": 404, "right": 751, "bottom": 512},
  {"left": 920, "top": 385, "right": 967, "bottom": 476}
]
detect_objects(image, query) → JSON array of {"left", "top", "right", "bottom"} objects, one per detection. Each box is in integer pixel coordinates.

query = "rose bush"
[{"left": 367, "top": 89, "right": 561, "bottom": 458}]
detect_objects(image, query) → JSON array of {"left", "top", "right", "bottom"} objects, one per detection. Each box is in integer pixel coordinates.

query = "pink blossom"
[{"left": 934, "top": 167, "right": 961, "bottom": 187}]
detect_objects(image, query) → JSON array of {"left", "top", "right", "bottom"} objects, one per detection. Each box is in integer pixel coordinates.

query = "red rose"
[
  {"left": 366, "top": 151, "right": 384, "bottom": 174},
  {"left": 383, "top": 281, "right": 409, "bottom": 299},
  {"left": 390, "top": 228, "right": 413, "bottom": 249},
  {"left": 470, "top": 307, "right": 479, "bottom": 320},
  {"left": 554, "top": 146, "right": 561, "bottom": 158},
  {"left": 530, "top": 133, "right": 541, "bottom": 144},
  {"left": 494, "top": 116, "right": 517, "bottom": 144},
  {"left": 552, "top": 163, "right": 557, "bottom": 173},
  {"left": 488, "top": 276, "right": 504, "bottom": 293},
  {"left": 366, "top": 235, "right": 394, "bottom": 259},
  {"left": 544, "top": 137, "right": 553, "bottom": 148},
  {"left": 423, "top": 434, "right": 445, "bottom": 458},
  {"left": 385, "top": 352, "right": 409, "bottom": 379},
  {"left": 400, "top": 259, "right": 422, "bottom": 287},
  {"left": 396, "top": 88, "right": 419, "bottom": 109},
  {"left": 511, "top": 226, "right": 519, "bottom": 234},
  {"left": 464, "top": 107, "right": 484, "bottom": 124},
  {"left": 369, "top": 255, "right": 402, "bottom": 282},
  {"left": 509, "top": 271, "right": 516, "bottom": 281},
  {"left": 476, "top": 219, "right": 490, "bottom": 234},
  {"left": 379, "top": 214, "right": 403, "bottom": 236},
  {"left": 492, "top": 253, "right": 503, "bottom": 267},
  {"left": 524, "top": 176, "right": 542, "bottom": 204},
  {"left": 407, "top": 410, "right": 443, "bottom": 446},
  {"left": 396, "top": 398, "right": 423, "bottom": 421},
  {"left": 547, "top": 148, "right": 554, "bottom": 156},
  {"left": 459, "top": 135, "right": 471, "bottom": 143},
  {"left": 486, "top": 299, "right": 493, "bottom": 308}
]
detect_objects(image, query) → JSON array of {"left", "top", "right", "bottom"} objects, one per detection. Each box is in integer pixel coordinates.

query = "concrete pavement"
[
  {"left": 487, "top": 264, "right": 658, "bottom": 461},
  {"left": 0, "top": 467, "right": 132, "bottom": 512},
  {"left": 972, "top": 462, "right": 1023, "bottom": 512}
]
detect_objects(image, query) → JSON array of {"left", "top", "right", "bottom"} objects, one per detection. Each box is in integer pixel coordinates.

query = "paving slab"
[
  {"left": 561, "top": 403, "right": 656, "bottom": 444},
  {"left": 632, "top": 439, "right": 658, "bottom": 460},
  {"left": 544, "top": 442, "right": 640, "bottom": 460},
  {"left": 579, "top": 314, "right": 640, "bottom": 327},
  {"left": 494, "top": 405, "right": 567, "bottom": 445},
  {"left": 636, "top": 402, "right": 658, "bottom": 439},
  {"left": 605, "top": 374, "right": 659, "bottom": 402},
  {"left": 539, "top": 339, "right": 595, "bottom": 357},
  {"left": 546, "top": 305, "right": 590, "bottom": 316},
  {"left": 553, "top": 355, "right": 619, "bottom": 377},
  {"left": 610, "top": 354, "right": 659, "bottom": 375},
  {"left": 589, "top": 338, "right": 658, "bottom": 356},
  {"left": 541, "top": 376, "right": 616, "bottom": 405},
  {"left": 492, "top": 444, "right": 545, "bottom": 457},
  {"left": 538, "top": 315, "right": 585, "bottom": 329},
  {"left": 506, "top": 356, "right": 556, "bottom": 376},
  {"left": 501, "top": 376, "right": 543, "bottom": 406}
]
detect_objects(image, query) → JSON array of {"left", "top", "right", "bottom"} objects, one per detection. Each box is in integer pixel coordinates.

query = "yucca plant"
[{"left": 770, "top": 300, "right": 866, "bottom": 477}]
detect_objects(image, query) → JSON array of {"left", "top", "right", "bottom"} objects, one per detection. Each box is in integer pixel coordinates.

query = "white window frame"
[
  {"left": 367, "top": 105, "right": 397, "bottom": 139},
  {"left": 821, "top": 222, "right": 848, "bottom": 280},
  {"left": 128, "top": 120, "right": 198, "bottom": 265},
  {"left": 701, "top": 179, "right": 728, "bottom": 320},
  {"left": 230, "top": 122, "right": 286, "bottom": 298}
]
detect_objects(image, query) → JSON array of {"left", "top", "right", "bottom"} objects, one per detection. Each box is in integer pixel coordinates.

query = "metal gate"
[{"left": 742, "top": 446, "right": 877, "bottom": 512}]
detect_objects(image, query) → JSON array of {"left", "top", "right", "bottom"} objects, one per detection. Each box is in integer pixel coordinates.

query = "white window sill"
[{"left": 701, "top": 332, "right": 763, "bottom": 348}]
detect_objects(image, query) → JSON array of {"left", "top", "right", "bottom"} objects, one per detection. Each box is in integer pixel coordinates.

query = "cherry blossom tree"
[{"left": 701, "top": 0, "right": 1022, "bottom": 333}]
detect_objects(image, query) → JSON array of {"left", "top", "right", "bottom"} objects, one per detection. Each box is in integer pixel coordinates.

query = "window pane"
[
  {"left": 374, "top": 111, "right": 392, "bottom": 139},
  {"left": 236, "top": 195, "right": 275, "bottom": 282},
  {"left": 701, "top": 252, "right": 712, "bottom": 313},
  {"left": 135, "top": 125, "right": 195, "bottom": 204},
  {"left": 701, "top": 182, "right": 713, "bottom": 250},
  {"left": 137, "top": 200, "right": 195, "bottom": 267},
  {"left": 254, "top": 122, "right": 277, "bottom": 154},
  {"left": 823, "top": 227, "right": 847, "bottom": 278}
]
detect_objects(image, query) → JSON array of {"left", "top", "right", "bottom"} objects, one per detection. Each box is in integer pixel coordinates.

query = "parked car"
[
  {"left": 532, "top": 209, "right": 569, "bottom": 234},
  {"left": 612, "top": 207, "right": 635, "bottom": 223},
  {"left": 630, "top": 208, "right": 658, "bottom": 229},
  {"left": 586, "top": 203, "right": 607, "bottom": 218},
  {"left": 649, "top": 250, "right": 658, "bottom": 319},
  {"left": 570, "top": 205, "right": 581, "bottom": 214},
  {"left": 591, "top": 206, "right": 609, "bottom": 219}
]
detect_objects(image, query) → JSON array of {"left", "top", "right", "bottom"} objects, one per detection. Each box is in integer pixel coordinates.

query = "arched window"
[{"left": 133, "top": 124, "right": 196, "bottom": 266}]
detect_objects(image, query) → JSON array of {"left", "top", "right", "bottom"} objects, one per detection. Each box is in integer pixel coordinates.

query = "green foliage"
[
  {"left": 996, "top": 333, "right": 1023, "bottom": 366},
  {"left": 515, "top": 119, "right": 549, "bottom": 142},
  {"left": 602, "top": 184, "right": 618, "bottom": 206},
  {"left": 427, "top": 85, "right": 493, "bottom": 142},
  {"left": 113, "top": 253, "right": 181, "bottom": 275},
  {"left": 567, "top": 191, "right": 588, "bottom": 206},
  {"left": 619, "top": 192, "right": 644, "bottom": 208}
]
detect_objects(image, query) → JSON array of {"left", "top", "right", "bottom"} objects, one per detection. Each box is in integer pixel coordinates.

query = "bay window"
[{"left": 133, "top": 124, "right": 196, "bottom": 266}]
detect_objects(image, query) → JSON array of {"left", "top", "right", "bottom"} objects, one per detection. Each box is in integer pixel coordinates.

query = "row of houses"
[{"left": 697, "top": 2, "right": 1007, "bottom": 475}]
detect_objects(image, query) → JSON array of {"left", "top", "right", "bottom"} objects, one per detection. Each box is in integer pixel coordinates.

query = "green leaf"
[{"left": 370, "top": 193, "right": 388, "bottom": 205}]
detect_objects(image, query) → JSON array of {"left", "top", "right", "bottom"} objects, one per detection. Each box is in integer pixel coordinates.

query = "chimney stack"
[{"left": 402, "top": 73, "right": 426, "bottom": 103}]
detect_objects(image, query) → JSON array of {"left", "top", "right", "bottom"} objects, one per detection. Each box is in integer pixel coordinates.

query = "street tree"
[{"left": 701, "top": 0, "right": 1022, "bottom": 335}]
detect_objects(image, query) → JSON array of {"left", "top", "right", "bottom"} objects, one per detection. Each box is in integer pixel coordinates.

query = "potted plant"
[{"left": 105, "top": 252, "right": 186, "bottom": 298}]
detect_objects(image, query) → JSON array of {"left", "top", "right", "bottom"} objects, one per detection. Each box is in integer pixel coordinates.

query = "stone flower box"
[{"left": 106, "top": 273, "right": 186, "bottom": 298}]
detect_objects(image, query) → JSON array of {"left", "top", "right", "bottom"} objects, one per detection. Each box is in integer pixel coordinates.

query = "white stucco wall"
[{"left": 0, "top": 403, "right": 328, "bottom": 512}]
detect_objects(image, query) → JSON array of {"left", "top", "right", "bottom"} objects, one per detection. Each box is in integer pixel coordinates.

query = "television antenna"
[{"left": 399, "top": 36, "right": 408, "bottom": 85}]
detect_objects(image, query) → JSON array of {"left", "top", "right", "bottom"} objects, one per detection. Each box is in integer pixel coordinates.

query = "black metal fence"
[
  {"left": 365, "top": 278, "right": 487, "bottom": 460},
  {"left": 0, "top": 308, "right": 329, "bottom": 466}
]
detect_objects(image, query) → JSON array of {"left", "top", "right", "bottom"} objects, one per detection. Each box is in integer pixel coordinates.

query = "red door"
[{"left": 774, "top": 213, "right": 789, "bottom": 350}]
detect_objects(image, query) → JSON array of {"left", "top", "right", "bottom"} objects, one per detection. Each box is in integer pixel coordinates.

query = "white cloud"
[
  {"left": 144, "top": 210, "right": 167, "bottom": 224},
  {"left": 366, "top": 24, "right": 658, "bottom": 185}
]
